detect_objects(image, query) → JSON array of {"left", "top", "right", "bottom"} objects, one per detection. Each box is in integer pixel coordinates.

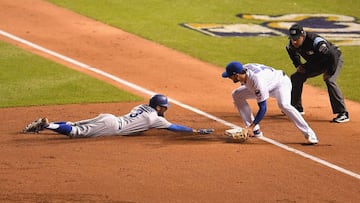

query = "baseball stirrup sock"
[
  {"left": 54, "top": 121, "right": 67, "bottom": 125},
  {"left": 47, "top": 123, "right": 72, "bottom": 135}
]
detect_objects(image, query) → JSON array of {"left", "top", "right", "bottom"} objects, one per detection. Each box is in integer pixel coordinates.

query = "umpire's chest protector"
[{"left": 297, "top": 33, "right": 323, "bottom": 63}]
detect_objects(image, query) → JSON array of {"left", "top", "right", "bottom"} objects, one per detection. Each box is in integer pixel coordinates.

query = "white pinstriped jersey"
[
  {"left": 232, "top": 63, "right": 317, "bottom": 140},
  {"left": 242, "top": 63, "right": 286, "bottom": 103}
]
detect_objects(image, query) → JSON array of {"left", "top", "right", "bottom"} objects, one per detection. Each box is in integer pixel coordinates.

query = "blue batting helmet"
[{"left": 149, "top": 94, "right": 170, "bottom": 108}]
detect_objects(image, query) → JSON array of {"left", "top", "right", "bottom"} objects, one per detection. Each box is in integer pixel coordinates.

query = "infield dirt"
[{"left": 0, "top": 0, "right": 359, "bottom": 202}]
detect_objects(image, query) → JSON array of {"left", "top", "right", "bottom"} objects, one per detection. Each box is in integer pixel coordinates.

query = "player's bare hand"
[
  {"left": 246, "top": 127, "right": 254, "bottom": 137},
  {"left": 245, "top": 124, "right": 255, "bottom": 137}
]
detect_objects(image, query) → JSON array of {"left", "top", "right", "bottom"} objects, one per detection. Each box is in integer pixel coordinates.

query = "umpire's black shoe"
[
  {"left": 332, "top": 112, "right": 350, "bottom": 123},
  {"left": 293, "top": 106, "right": 305, "bottom": 115},
  {"left": 295, "top": 108, "right": 305, "bottom": 115}
]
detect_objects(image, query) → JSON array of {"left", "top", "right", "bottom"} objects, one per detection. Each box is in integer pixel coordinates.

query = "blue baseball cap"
[{"left": 222, "top": 61, "right": 244, "bottom": 78}]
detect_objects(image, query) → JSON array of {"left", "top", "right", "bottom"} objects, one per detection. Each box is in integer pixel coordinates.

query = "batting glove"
[{"left": 196, "top": 128, "right": 215, "bottom": 135}]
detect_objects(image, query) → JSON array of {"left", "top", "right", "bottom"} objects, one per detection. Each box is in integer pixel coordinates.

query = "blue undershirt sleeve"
[
  {"left": 253, "top": 100, "right": 267, "bottom": 125},
  {"left": 167, "top": 124, "right": 193, "bottom": 132}
]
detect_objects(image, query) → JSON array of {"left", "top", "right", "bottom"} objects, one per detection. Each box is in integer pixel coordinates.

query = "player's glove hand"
[
  {"left": 225, "top": 127, "right": 249, "bottom": 143},
  {"left": 196, "top": 128, "right": 215, "bottom": 135}
]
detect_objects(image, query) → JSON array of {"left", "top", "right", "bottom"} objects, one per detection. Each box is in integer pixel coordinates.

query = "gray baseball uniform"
[
  {"left": 48, "top": 104, "right": 172, "bottom": 138},
  {"left": 23, "top": 94, "right": 214, "bottom": 136}
]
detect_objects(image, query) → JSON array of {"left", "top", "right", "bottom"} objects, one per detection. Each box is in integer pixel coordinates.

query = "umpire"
[{"left": 285, "top": 23, "right": 349, "bottom": 123}]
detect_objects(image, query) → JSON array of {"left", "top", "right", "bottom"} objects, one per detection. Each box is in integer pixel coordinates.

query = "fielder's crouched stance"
[
  {"left": 222, "top": 61, "right": 319, "bottom": 144},
  {"left": 22, "top": 94, "right": 214, "bottom": 138}
]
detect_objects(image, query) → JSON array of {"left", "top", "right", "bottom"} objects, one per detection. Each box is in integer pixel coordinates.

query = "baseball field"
[{"left": 0, "top": 0, "right": 359, "bottom": 202}]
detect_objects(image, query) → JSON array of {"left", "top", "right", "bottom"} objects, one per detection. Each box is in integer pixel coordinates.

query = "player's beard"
[{"left": 158, "top": 112, "right": 165, "bottom": 117}]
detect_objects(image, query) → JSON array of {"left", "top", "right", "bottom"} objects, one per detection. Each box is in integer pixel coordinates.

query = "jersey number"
[
  {"left": 248, "top": 64, "right": 274, "bottom": 74},
  {"left": 129, "top": 109, "right": 144, "bottom": 118}
]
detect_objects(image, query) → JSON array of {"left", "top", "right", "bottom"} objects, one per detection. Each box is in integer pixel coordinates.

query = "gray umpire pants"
[{"left": 290, "top": 56, "right": 347, "bottom": 114}]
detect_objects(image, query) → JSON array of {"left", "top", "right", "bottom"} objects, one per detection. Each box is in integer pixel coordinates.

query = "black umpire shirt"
[{"left": 286, "top": 32, "right": 342, "bottom": 76}]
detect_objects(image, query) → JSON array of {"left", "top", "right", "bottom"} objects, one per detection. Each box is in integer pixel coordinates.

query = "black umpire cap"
[{"left": 288, "top": 24, "right": 305, "bottom": 40}]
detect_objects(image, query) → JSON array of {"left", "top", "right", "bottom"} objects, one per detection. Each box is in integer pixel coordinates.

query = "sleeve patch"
[{"left": 255, "top": 89, "right": 261, "bottom": 97}]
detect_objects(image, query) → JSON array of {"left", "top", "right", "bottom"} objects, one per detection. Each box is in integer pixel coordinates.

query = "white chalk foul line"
[{"left": 1, "top": 29, "right": 359, "bottom": 180}]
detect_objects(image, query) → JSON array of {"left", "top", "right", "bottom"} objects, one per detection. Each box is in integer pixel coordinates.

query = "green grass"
[
  {"left": 0, "top": 41, "right": 142, "bottom": 108},
  {"left": 2, "top": 0, "right": 359, "bottom": 108},
  {"left": 46, "top": 0, "right": 360, "bottom": 102}
]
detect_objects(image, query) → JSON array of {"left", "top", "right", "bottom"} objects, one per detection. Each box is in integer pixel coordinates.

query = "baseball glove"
[{"left": 224, "top": 127, "right": 248, "bottom": 143}]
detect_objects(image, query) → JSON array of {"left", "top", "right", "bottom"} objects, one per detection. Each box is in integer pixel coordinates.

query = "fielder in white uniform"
[
  {"left": 222, "top": 61, "right": 318, "bottom": 144},
  {"left": 23, "top": 94, "right": 214, "bottom": 137}
]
